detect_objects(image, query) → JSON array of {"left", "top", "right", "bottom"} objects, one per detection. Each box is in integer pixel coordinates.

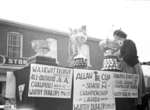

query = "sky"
[{"left": 0, "top": 0, "right": 150, "bottom": 62}]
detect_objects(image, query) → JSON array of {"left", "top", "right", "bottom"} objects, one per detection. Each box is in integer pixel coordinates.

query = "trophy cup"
[
  {"left": 70, "top": 26, "right": 88, "bottom": 68},
  {"left": 99, "top": 39, "right": 121, "bottom": 71},
  {"left": 28, "top": 39, "right": 57, "bottom": 66}
]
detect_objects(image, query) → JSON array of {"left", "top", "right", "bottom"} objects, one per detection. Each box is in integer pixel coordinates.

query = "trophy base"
[
  {"left": 73, "top": 57, "right": 87, "bottom": 68},
  {"left": 101, "top": 55, "right": 121, "bottom": 71},
  {"left": 28, "top": 56, "right": 57, "bottom": 66}
]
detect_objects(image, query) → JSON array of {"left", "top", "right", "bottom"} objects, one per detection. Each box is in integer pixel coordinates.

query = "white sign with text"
[
  {"left": 28, "top": 64, "right": 73, "bottom": 98},
  {"left": 73, "top": 69, "right": 116, "bottom": 110},
  {"left": 113, "top": 72, "right": 139, "bottom": 98}
]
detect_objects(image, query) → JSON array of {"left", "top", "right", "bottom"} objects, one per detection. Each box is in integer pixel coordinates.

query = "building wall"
[
  {"left": 0, "top": 24, "right": 8, "bottom": 55},
  {"left": 0, "top": 20, "right": 103, "bottom": 69},
  {"left": 87, "top": 39, "right": 103, "bottom": 69},
  {"left": 0, "top": 20, "right": 104, "bottom": 101}
]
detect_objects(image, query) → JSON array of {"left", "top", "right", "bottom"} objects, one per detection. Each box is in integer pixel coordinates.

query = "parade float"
[{"left": 6, "top": 26, "right": 139, "bottom": 110}]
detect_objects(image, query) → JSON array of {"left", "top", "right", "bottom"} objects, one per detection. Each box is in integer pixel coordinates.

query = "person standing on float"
[{"left": 113, "top": 29, "right": 146, "bottom": 109}]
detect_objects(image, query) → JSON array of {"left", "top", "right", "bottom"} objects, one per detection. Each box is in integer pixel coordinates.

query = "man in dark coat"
[{"left": 113, "top": 29, "right": 146, "bottom": 110}]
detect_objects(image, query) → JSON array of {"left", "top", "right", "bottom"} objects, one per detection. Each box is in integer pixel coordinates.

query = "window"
[
  {"left": 81, "top": 44, "right": 91, "bottom": 67},
  {"left": 46, "top": 38, "right": 58, "bottom": 63},
  {"left": 7, "top": 32, "right": 23, "bottom": 58},
  {"left": 69, "top": 42, "right": 91, "bottom": 67}
]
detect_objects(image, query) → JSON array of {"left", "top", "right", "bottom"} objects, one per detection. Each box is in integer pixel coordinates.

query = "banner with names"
[
  {"left": 28, "top": 64, "right": 73, "bottom": 98},
  {"left": 73, "top": 69, "right": 116, "bottom": 110},
  {"left": 113, "top": 72, "right": 139, "bottom": 98}
]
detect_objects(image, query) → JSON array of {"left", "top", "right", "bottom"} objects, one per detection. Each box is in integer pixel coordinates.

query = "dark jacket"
[
  {"left": 120, "top": 39, "right": 146, "bottom": 105},
  {"left": 120, "top": 39, "right": 139, "bottom": 67}
]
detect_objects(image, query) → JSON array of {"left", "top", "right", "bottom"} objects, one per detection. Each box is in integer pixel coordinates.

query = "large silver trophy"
[
  {"left": 99, "top": 39, "right": 121, "bottom": 71},
  {"left": 28, "top": 39, "right": 57, "bottom": 65},
  {"left": 31, "top": 39, "right": 50, "bottom": 56},
  {"left": 70, "top": 26, "right": 88, "bottom": 68}
]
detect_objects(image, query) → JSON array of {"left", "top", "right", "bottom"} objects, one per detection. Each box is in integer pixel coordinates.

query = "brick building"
[{"left": 0, "top": 19, "right": 103, "bottom": 98}]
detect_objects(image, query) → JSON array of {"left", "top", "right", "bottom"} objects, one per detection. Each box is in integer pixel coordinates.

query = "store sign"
[{"left": 0, "top": 55, "right": 27, "bottom": 65}]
